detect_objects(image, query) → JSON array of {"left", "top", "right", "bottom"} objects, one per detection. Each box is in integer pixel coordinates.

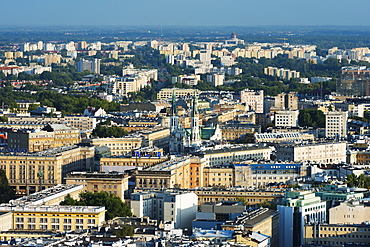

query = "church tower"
[
  {"left": 169, "top": 91, "right": 185, "bottom": 154},
  {"left": 190, "top": 91, "right": 201, "bottom": 145}
]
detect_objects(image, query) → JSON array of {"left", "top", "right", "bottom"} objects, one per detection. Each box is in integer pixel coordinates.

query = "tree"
[
  {"left": 0, "top": 116, "right": 8, "bottom": 122},
  {"left": 298, "top": 109, "right": 325, "bottom": 128},
  {"left": 0, "top": 169, "right": 16, "bottom": 203},
  {"left": 92, "top": 125, "right": 128, "bottom": 138},
  {"left": 113, "top": 225, "right": 135, "bottom": 237},
  {"left": 61, "top": 191, "right": 132, "bottom": 220}
]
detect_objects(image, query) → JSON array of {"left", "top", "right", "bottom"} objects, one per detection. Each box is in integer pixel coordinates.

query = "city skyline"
[{"left": 2, "top": 0, "right": 370, "bottom": 27}]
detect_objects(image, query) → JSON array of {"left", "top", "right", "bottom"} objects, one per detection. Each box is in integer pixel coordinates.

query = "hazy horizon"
[{"left": 3, "top": 0, "right": 370, "bottom": 27}]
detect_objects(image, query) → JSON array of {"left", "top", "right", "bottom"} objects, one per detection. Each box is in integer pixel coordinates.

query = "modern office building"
[{"left": 278, "top": 191, "right": 327, "bottom": 247}]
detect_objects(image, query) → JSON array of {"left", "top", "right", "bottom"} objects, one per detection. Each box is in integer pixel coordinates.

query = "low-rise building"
[
  {"left": 304, "top": 223, "right": 370, "bottom": 247},
  {"left": 275, "top": 142, "right": 347, "bottom": 163},
  {"left": 222, "top": 208, "right": 279, "bottom": 247},
  {"left": 65, "top": 172, "right": 130, "bottom": 201},
  {"left": 131, "top": 191, "right": 198, "bottom": 229}
]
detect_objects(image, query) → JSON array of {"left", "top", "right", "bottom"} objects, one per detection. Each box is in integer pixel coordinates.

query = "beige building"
[
  {"left": 8, "top": 123, "right": 81, "bottom": 152},
  {"left": 65, "top": 172, "right": 130, "bottom": 201},
  {"left": 203, "top": 166, "right": 234, "bottom": 187},
  {"left": 0, "top": 184, "right": 105, "bottom": 237},
  {"left": 42, "top": 124, "right": 80, "bottom": 147},
  {"left": 7, "top": 116, "right": 97, "bottom": 131},
  {"left": 222, "top": 208, "right": 280, "bottom": 247},
  {"left": 157, "top": 88, "right": 199, "bottom": 100},
  {"left": 0, "top": 205, "right": 105, "bottom": 232},
  {"left": 0, "top": 145, "right": 95, "bottom": 195},
  {"left": 275, "top": 142, "right": 347, "bottom": 163},
  {"left": 135, "top": 156, "right": 192, "bottom": 189},
  {"left": 329, "top": 201, "right": 370, "bottom": 224},
  {"left": 8, "top": 130, "right": 55, "bottom": 152},
  {"left": 239, "top": 89, "right": 264, "bottom": 113},
  {"left": 83, "top": 136, "right": 142, "bottom": 156},
  {"left": 274, "top": 92, "right": 298, "bottom": 110},
  {"left": 305, "top": 224, "right": 370, "bottom": 247}
]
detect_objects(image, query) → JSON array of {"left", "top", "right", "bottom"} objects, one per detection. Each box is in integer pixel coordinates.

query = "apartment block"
[
  {"left": 239, "top": 89, "right": 264, "bottom": 113},
  {"left": 325, "top": 111, "right": 348, "bottom": 138},
  {"left": 338, "top": 66, "right": 370, "bottom": 96}
]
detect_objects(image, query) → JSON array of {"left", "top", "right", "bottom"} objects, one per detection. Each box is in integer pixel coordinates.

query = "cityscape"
[{"left": 1, "top": 3, "right": 370, "bottom": 247}]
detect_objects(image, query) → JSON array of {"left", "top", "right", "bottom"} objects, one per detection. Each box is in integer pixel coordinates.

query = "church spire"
[
  {"left": 171, "top": 90, "right": 177, "bottom": 116},
  {"left": 191, "top": 91, "right": 198, "bottom": 117}
]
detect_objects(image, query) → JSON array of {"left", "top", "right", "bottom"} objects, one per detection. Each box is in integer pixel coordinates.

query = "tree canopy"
[
  {"left": 298, "top": 109, "right": 325, "bottom": 128},
  {"left": 92, "top": 125, "right": 128, "bottom": 138},
  {"left": 346, "top": 174, "right": 370, "bottom": 188},
  {"left": 0, "top": 169, "right": 16, "bottom": 203},
  {"left": 61, "top": 191, "right": 132, "bottom": 220}
]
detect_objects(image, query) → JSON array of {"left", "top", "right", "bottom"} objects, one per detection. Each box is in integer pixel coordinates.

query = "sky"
[{"left": 2, "top": 0, "right": 370, "bottom": 27}]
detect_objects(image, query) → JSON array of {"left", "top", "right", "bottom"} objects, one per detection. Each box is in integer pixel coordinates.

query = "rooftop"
[{"left": 3, "top": 184, "right": 83, "bottom": 207}]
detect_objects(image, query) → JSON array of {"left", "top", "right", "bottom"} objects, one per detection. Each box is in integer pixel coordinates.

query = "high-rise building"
[
  {"left": 76, "top": 59, "right": 100, "bottom": 74},
  {"left": 239, "top": 89, "right": 264, "bottom": 113},
  {"left": 338, "top": 66, "right": 370, "bottom": 96},
  {"left": 274, "top": 92, "right": 298, "bottom": 110},
  {"left": 199, "top": 49, "right": 211, "bottom": 65},
  {"left": 325, "top": 111, "right": 348, "bottom": 138}
]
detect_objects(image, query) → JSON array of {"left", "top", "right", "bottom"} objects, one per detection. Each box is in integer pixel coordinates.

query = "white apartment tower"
[{"left": 325, "top": 111, "right": 348, "bottom": 138}]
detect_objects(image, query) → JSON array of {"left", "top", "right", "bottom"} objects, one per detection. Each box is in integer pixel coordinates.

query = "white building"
[
  {"left": 76, "top": 59, "right": 100, "bottom": 74},
  {"left": 274, "top": 110, "right": 299, "bottom": 127},
  {"left": 325, "top": 111, "right": 348, "bottom": 138},
  {"left": 206, "top": 73, "right": 224, "bottom": 87},
  {"left": 131, "top": 191, "right": 198, "bottom": 229},
  {"left": 275, "top": 142, "right": 347, "bottom": 163}
]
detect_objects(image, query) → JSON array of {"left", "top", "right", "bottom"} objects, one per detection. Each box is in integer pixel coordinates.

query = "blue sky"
[{"left": 3, "top": 0, "right": 370, "bottom": 26}]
